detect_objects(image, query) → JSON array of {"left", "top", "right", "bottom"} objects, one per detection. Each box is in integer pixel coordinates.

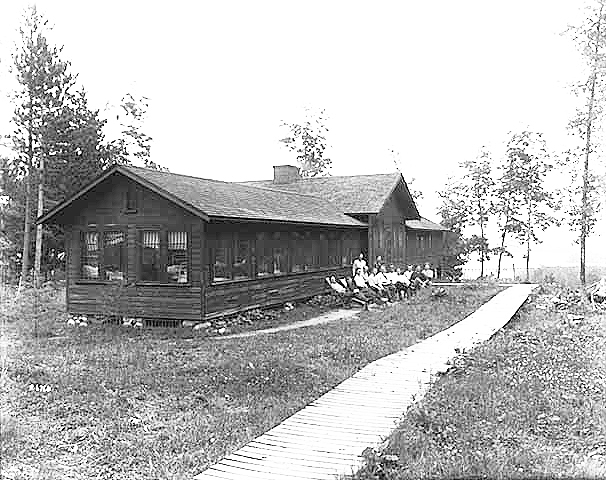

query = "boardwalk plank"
[{"left": 193, "top": 285, "right": 536, "bottom": 480}]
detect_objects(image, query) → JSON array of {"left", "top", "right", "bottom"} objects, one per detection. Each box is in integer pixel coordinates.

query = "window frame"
[
  {"left": 137, "top": 228, "right": 191, "bottom": 286},
  {"left": 78, "top": 225, "right": 128, "bottom": 284},
  {"left": 209, "top": 227, "right": 362, "bottom": 285}
]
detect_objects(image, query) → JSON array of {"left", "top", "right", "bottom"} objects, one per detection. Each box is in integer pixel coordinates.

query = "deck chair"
[{"left": 326, "top": 277, "right": 365, "bottom": 307}]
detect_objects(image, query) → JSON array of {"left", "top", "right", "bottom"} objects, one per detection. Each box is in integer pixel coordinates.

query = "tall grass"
[{"left": 3, "top": 284, "right": 500, "bottom": 479}]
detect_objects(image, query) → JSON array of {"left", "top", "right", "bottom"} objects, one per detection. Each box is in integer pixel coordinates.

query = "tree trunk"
[
  {"left": 19, "top": 126, "right": 35, "bottom": 291},
  {"left": 19, "top": 174, "right": 32, "bottom": 290},
  {"left": 478, "top": 200, "right": 485, "bottom": 278},
  {"left": 526, "top": 202, "right": 532, "bottom": 283},
  {"left": 497, "top": 230, "right": 507, "bottom": 279},
  {"left": 34, "top": 155, "right": 45, "bottom": 288},
  {"left": 580, "top": 1, "right": 604, "bottom": 286}
]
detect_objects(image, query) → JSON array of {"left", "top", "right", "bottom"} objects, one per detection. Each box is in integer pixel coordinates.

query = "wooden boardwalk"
[{"left": 193, "top": 284, "right": 536, "bottom": 480}]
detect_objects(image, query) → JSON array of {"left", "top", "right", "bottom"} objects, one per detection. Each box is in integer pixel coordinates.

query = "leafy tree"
[
  {"left": 43, "top": 87, "right": 112, "bottom": 205},
  {"left": 10, "top": 5, "right": 76, "bottom": 288},
  {"left": 460, "top": 149, "right": 495, "bottom": 277},
  {"left": 107, "top": 93, "right": 163, "bottom": 170},
  {"left": 566, "top": 0, "right": 606, "bottom": 285},
  {"left": 280, "top": 107, "right": 331, "bottom": 177},
  {"left": 505, "top": 132, "right": 559, "bottom": 282},
  {"left": 437, "top": 187, "right": 469, "bottom": 280},
  {"left": 493, "top": 132, "right": 531, "bottom": 278}
]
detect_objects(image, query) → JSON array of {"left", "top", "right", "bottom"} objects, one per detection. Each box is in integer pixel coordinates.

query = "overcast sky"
[{"left": 0, "top": 0, "right": 604, "bottom": 272}]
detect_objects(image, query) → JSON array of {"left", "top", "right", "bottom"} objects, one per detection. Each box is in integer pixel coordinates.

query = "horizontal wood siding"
[
  {"left": 405, "top": 229, "right": 445, "bottom": 267},
  {"left": 68, "top": 284, "right": 201, "bottom": 320},
  {"left": 61, "top": 173, "right": 204, "bottom": 321},
  {"left": 205, "top": 267, "right": 350, "bottom": 316}
]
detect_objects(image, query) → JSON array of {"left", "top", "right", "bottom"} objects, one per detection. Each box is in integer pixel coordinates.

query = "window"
[
  {"left": 291, "top": 232, "right": 305, "bottom": 273},
  {"left": 141, "top": 231, "right": 161, "bottom": 281},
  {"left": 256, "top": 232, "right": 273, "bottom": 278},
  {"left": 303, "top": 231, "right": 314, "bottom": 271},
  {"left": 272, "top": 232, "right": 287, "bottom": 275},
  {"left": 103, "top": 231, "right": 126, "bottom": 281},
  {"left": 167, "top": 232, "right": 188, "bottom": 283},
  {"left": 81, "top": 232, "right": 100, "bottom": 279},
  {"left": 233, "top": 236, "right": 251, "bottom": 280},
  {"left": 328, "top": 232, "right": 339, "bottom": 267},
  {"left": 319, "top": 233, "right": 328, "bottom": 267},
  {"left": 125, "top": 185, "right": 137, "bottom": 212},
  {"left": 417, "top": 233, "right": 425, "bottom": 251},
  {"left": 80, "top": 230, "right": 126, "bottom": 281},
  {"left": 428, "top": 234, "right": 433, "bottom": 250},
  {"left": 139, "top": 230, "right": 189, "bottom": 284}
]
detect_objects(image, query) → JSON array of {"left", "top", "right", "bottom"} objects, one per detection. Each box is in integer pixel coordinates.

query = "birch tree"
[
  {"left": 459, "top": 149, "right": 495, "bottom": 277},
  {"left": 507, "top": 132, "right": 559, "bottom": 282},
  {"left": 566, "top": 0, "right": 606, "bottom": 285}
]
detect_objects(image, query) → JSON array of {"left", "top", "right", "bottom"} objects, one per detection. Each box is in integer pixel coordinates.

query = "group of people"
[{"left": 327, "top": 253, "right": 435, "bottom": 307}]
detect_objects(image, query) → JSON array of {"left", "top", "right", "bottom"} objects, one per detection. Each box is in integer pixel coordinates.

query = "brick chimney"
[{"left": 273, "top": 165, "right": 301, "bottom": 184}]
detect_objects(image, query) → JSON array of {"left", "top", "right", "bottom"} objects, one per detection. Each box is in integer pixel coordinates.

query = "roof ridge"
[
  {"left": 124, "top": 165, "right": 236, "bottom": 185},
  {"left": 240, "top": 172, "right": 400, "bottom": 183},
  {"left": 126, "top": 165, "right": 360, "bottom": 206}
]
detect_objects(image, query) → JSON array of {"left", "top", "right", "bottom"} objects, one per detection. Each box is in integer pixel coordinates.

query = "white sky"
[{"left": 0, "top": 0, "right": 604, "bottom": 271}]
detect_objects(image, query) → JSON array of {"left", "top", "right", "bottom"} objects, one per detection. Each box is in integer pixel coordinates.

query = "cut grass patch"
[
  {"left": 355, "top": 286, "right": 606, "bottom": 479},
  {"left": 1, "top": 284, "right": 500, "bottom": 479}
]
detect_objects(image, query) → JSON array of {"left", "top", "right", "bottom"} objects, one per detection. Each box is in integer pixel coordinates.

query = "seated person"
[
  {"left": 403, "top": 265, "right": 414, "bottom": 285},
  {"left": 376, "top": 265, "right": 397, "bottom": 301},
  {"left": 366, "top": 267, "right": 390, "bottom": 301},
  {"left": 422, "top": 263, "right": 435, "bottom": 283},
  {"left": 327, "top": 276, "right": 347, "bottom": 294},
  {"left": 353, "top": 268, "right": 385, "bottom": 304},
  {"left": 410, "top": 265, "right": 430, "bottom": 289},
  {"left": 387, "top": 265, "right": 409, "bottom": 300},
  {"left": 374, "top": 255, "right": 384, "bottom": 272}
]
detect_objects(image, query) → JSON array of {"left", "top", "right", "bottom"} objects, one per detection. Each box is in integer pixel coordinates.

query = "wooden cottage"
[{"left": 39, "top": 164, "right": 448, "bottom": 322}]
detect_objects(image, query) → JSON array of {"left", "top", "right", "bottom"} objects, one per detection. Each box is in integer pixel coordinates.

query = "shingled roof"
[
  {"left": 241, "top": 172, "right": 407, "bottom": 214},
  {"left": 405, "top": 217, "right": 449, "bottom": 231},
  {"left": 38, "top": 165, "right": 366, "bottom": 228}
]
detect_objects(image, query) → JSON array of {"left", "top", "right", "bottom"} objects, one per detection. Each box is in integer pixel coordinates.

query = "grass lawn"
[
  {"left": 354, "top": 285, "right": 606, "bottom": 479},
  {"left": 1, "top": 283, "right": 500, "bottom": 480}
]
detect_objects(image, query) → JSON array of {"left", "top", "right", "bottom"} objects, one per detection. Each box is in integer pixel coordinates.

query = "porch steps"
[{"left": 193, "top": 284, "right": 537, "bottom": 480}]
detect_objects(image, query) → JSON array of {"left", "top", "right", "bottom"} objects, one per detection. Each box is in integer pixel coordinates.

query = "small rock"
[
  {"left": 193, "top": 322, "right": 211, "bottom": 331},
  {"left": 217, "top": 327, "right": 227, "bottom": 335},
  {"left": 67, "top": 319, "right": 76, "bottom": 326},
  {"left": 182, "top": 320, "right": 197, "bottom": 328}
]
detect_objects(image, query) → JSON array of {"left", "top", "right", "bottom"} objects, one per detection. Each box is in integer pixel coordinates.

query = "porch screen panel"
[
  {"left": 141, "top": 231, "right": 160, "bottom": 281},
  {"left": 168, "top": 231, "right": 188, "bottom": 283},
  {"left": 328, "top": 232, "right": 339, "bottom": 266},
  {"left": 291, "top": 232, "right": 305, "bottom": 273},
  {"left": 81, "top": 232, "right": 100, "bottom": 279},
  {"left": 233, "top": 236, "right": 251, "bottom": 280},
  {"left": 272, "top": 232, "right": 287, "bottom": 275},
  {"left": 103, "top": 231, "right": 126, "bottom": 281},
  {"left": 256, "top": 232, "right": 272, "bottom": 277},
  {"left": 303, "top": 231, "right": 314, "bottom": 271}
]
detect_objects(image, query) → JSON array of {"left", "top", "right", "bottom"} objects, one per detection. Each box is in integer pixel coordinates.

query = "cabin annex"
[{"left": 39, "top": 164, "right": 448, "bottom": 322}]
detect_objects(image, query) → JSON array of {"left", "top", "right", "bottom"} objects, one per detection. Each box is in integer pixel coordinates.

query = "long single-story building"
[{"left": 39, "top": 164, "right": 448, "bottom": 321}]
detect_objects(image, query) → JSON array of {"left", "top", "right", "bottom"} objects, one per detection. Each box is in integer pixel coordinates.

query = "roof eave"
[{"left": 209, "top": 215, "right": 367, "bottom": 228}]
